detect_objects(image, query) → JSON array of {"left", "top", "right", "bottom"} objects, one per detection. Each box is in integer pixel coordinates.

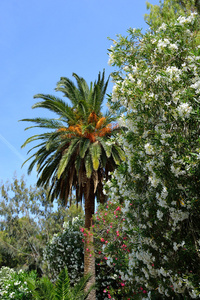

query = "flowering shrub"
[
  {"left": 96, "top": 12, "right": 200, "bottom": 299},
  {"left": 43, "top": 217, "right": 84, "bottom": 284},
  {"left": 94, "top": 200, "right": 137, "bottom": 299},
  {"left": 0, "top": 266, "right": 36, "bottom": 299},
  {"left": 43, "top": 216, "right": 120, "bottom": 299}
]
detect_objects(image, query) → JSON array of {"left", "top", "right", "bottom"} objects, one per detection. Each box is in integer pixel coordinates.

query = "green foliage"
[
  {"left": 28, "top": 275, "right": 54, "bottom": 300},
  {"left": 0, "top": 266, "right": 37, "bottom": 299},
  {"left": 53, "top": 268, "right": 72, "bottom": 300},
  {"left": 0, "top": 266, "right": 94, "bottom": 300},
  {"left": 103, "top": 2, "right": 200, "bottom": 298},
  {"left": 145, "top": 0, "right": 199, "bottom": 32},
  {"left": 43, "top": 217, "right": 84, "bottom": 283},
  {"left": 29, "top": 267, "right": 94, "bottom": 300},
  {"left": 0, "top": 176, "right": 80, "bottom": 272},
  {"left": 20, "top": 70, "right": 124, "bottom": 209},
  {"left": 43, "top": 217, "right": 120, "bottom": 299}
]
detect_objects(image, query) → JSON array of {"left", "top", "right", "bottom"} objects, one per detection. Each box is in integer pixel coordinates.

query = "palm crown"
[{"left": 21, "top": 71, "right": 125, "bottom": 222}]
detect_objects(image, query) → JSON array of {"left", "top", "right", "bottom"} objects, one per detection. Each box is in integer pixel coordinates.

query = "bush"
[
  {"left": 95, "top": 11, "right": 200, "bottom": 299},
  {"left": 0, "top": 266, "right": 37, "bottom": 299}
]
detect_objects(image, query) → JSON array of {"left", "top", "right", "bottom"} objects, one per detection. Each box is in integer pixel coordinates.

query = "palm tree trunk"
[{"left": 84, "top": 181, "right": 96, "bottom": 300}]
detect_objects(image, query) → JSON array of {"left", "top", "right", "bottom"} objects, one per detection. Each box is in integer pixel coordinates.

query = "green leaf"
[
  {"left": 54, "top": 267, "right": 72, "bottom": 300},
  {"left": 112, "top": 144, "right": 126, "bottom": 162},
  {"left": 89, "top": 141, "right": 101, "bottom": 171},
  {"left": 85, "top": 153, "right": 93, "bottom": 178},
  {"left": 57, "top": 139, "right": 79, "bottom": 179},
  {"left": 97, "top": 137, "right": 112, "bottom": 158},
  {"left": 79, "top": 139, "right": 91, "bottom": 158}
]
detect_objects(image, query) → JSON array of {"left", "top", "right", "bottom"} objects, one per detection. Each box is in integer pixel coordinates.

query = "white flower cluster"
[
  {"left": 176, "top": 13, "right": 197, "bottom": 25},
  {"left": 105, "top": 12, "right": 200, "bottom": 299},
  {"left": 144, "top": 143, "right": 155, "bottom": 155},
  {"left": 191, "top": 79, "right": 200, "bottom": 94},
  {"left": 177, "top": 103, "right": 192, "bottom": 118},
  {"left": 43, "top": 217, "right": 84, "bottom": 283}
]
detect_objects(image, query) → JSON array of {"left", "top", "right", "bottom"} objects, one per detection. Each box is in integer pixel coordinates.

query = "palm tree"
[{"left": 21, "top": 70, "right": 125, "bottom": 299}]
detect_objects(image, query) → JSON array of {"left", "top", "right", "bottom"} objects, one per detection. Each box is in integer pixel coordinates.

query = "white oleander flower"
[
  {"left": 177, "top": 103, "right": 192, "bottom": 118},
  {"left": 144, "top": 143, "right": 155, "bottom": 155},
  {"left": 157, "top": 210, "right": 164, "bottom": 220},
  {"left": 158, "top": 23, "right": 167, "bottom": 31}
]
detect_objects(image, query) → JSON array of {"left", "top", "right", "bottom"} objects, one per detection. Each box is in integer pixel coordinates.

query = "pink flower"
[
  {"left": 80, "top": 227, "right": 84, "bottom": 232},
  {"left": 101, "top": 238, "right": 105, "bottom": 242},
  {"left": 120, "top": 282, "right": 125, "bottom": 287},
  {"left": 116, "top": 206, "right": 121, "bottom": 211},
  {"left": 104, "top": 257, "right": 108, "bottom": 260}
]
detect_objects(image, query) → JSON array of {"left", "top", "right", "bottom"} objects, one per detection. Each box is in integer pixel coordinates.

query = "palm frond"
[
  {"left": 20, "top": 117, "right": 63, "bottom": 130},
  {"left": 57, "top": 139, "right": 79, "bottom": 179},
  {"left": 72, "top": 273, "right": 95, "bottom": 300},
  {"left": 56, "top": 77, "right": 81, "bottom": 106},
  {"left": 111, "top": 145, "right": 123, "bottom": 165},
  {"left": 89, "top": 141, "right": 101, "bottom": 171},
  {"left": 33, "top": 94, "right": 76, "bottom": 123},
  {"left": 54, "top": 267, "right": 72, "bottom": 300},
  {"left": 93, "top": 171, "right": 98, "bottom": 193},
  {"left": 37, "top": 154, "right": 60, "bottom": 188},
  {"left": 85, "top": 152, "right": 93, "bottom": 178},
  {"left": 79, "top": 139, "right": 91, "bottom": 158},
  {"left": 96, "top": 137, "right": 112, "bottom": 158},
  {"left": 89, "top": 70, "right": 109, "bottom": 113},
  {"left": 112, "top": 144, "right": 126, "bottom": 162},
  {"left": 77, "top": 100, "right": 89, "bottom": 120},
  {"left": 21, "top": 134, "right": 46, "bottom": 149},
  {"left": 72, "top": 73, "right": 90, "bottom": 101}
]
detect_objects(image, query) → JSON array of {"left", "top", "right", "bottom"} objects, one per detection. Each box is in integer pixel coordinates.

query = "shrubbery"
[
  {"left": 0, "top": 266, "right": 36, "bottom": 299},
  {"left": 94, "top": 11, "right": 200, "bottom": 299}
]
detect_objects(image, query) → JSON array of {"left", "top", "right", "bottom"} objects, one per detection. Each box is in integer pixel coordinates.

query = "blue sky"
[{"left": 0, "top": 0, "right": 160, "bottom": 187}]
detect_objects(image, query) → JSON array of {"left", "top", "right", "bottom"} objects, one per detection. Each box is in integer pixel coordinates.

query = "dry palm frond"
[{"left": 93, "top": 171, "right": 98, "bottom": 193}]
